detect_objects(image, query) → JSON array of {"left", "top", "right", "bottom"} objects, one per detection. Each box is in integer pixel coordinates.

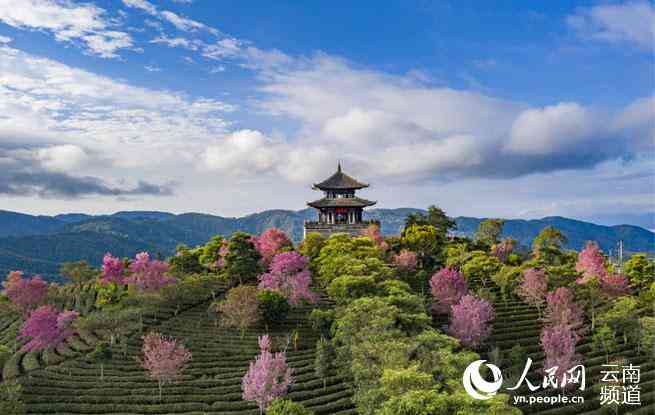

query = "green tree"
[
  {"left": 492, "top": 265, "right": 521, "bottom": 304},
  {"left": 401, "top": 225, "right": 443, "bottom": 270},
  {"left": 461, "top": 252, "right": 502, "bottom": 287},
  {"left": 599, "top": 297, "right": 640, "bottom": 346},
  {"left": 315, "top": 234, "right": 390, "bottom": 287},
  {"left": 639, "top": 316, "right": 655, "bottom": 356},
  {"left": 327, "top": 275, "right": 378, "bottom": 304},
  {"left": 60, "top": 261, "right": 99, "bottom": 286},
  {"left": 531, "top": 226, "right": 567, "bottom": 265},
  {"left": 315, "top": 338, "right": 335, "bottom": 389},
  {"left": 475, "top": 218, "right": 504, "bottom": 246},
  {"left": 168, "top": 244, "right": 205, "bottom": 276},
  {"left": 593, "top": 324, "right": 617, "bottom": 364},
  {"left": 257, "top": 289, "right": 290, "bottom": 329},
  {"left": 224, "top": 232, "right": 263, "bottom": 286},
  {"left": 624, "top": 253, "right": 654, "bottom": 289},
  {"left": 87, "top": 341, "right": 112, "bottom": 382},
  {"left": 404, "top": 205, "right": 455, "bottom": 236},
  {"left": 267, "top": 399, "right": 315, "bottom": 415},
  {"left": 197, "top": 235, "right": 224, "bottom": 269}
]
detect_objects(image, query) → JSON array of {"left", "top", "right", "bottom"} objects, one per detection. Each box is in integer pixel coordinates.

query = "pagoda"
[{"left": 304, "top": 163, "right": 379, "bottom": 238}]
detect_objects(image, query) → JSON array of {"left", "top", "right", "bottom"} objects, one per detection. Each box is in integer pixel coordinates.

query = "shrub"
[
  {"left": 0, "top": 380, "right": 25, "bottom": 415},
  {"left": 257, "top": 289, "right": 290, "bottom": 328},
  {"left": 267, "top": 399, "right": 314, "bottom": 415}
]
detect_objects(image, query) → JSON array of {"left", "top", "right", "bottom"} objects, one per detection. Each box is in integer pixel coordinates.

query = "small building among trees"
[{"left": 304, "top": 163, "right": 379, "bottom": 238}]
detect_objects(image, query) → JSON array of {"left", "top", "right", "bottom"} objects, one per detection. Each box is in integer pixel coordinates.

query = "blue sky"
[{"left": 0, "top": 0, "right": 653, "bottom": 228}]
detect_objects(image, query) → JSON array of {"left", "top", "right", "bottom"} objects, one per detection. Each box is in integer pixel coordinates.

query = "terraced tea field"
[
  {"left": 2, "top": 284, "right": 651, "bottom": 414},
  {"left": 6, "top": 294, "right": 356, "bottom": 415}
]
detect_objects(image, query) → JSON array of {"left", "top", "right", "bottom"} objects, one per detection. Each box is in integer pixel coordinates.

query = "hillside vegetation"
[{"left": 1, "top": 209, "right": 652, "bottom": 282}]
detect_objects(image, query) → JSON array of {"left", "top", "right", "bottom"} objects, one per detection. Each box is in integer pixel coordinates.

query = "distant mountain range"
[{"left": 0, "top": 209, "right": 652, "bottom": 282}]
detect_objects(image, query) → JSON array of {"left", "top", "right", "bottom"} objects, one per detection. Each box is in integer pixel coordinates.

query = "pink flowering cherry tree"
[
  {"left": 600, "top": 273, "right": 630, "bottom": 298},
  {"left": 253, "top": 228, "right": 293, "bottom": 266},
  {"left": 125, "top": 252, "right": 176, "bottom": 292},
  {"left": 18, "top": 305, "right": 79, "bottom": 352},
  {"left": 362, "top": 223, "right": 389, "bottom": 252},
  {"left": 100, "top": 253, "right": 126, "bottom": 285},
  {"left": 393, "top": 250, "right": 418, "bottom": 274},
  {"left": 516, "top": 268, "right": 548, "bottom": 317},
  {"left": 543, "top": 287, "right": 585, "bottom": 342},
  {"left": 139, "top": 331, "right": 192, "bottom": 400},
  {"left": 2, "top": 271, "right": 49, "bottom": 316},
  {"left": 242, "top": 335, "right": 293, "bottom": 414},
  {"left": 258, "top": 252, "right": 318, "bottom": 306},
  {"left": 576, "top": 241, "right": 608, "bottom": 284},
  {"left": 429, "top": 267, "right": 468, "bottom": 314},
  {"left": 448, "top": 294, "right": 495, "bottom": 349},
  {"left": 540, "top": 324, "right": 581, "bottom": 387},
  {"left": 491, "top": 237, "right": 514, "bottom": 263}
]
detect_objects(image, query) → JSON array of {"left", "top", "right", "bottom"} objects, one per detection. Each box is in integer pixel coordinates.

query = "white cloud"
[
  {"left": 122, "top": 0, "right": 218, "bottom": 35},
  {"left": 0, "top": 0, "right": 133, "bottom": 58},
  {"left": 0, "top": 44, "right": 234, "bottom": 177},
  {"left": 144, "top": 64, "right": 161, "bottom": 72},
  {"left": 567, "top": 1, "right": 655, "bottom": 50},
  {"left": 203, "top": 130, "right": 280, "bottom": 175},
  {"left": 252, "top": 54, "right": 653, "bottom": 181},
  {"left": 150, "top": 35, "right": 200, "bottom": 50},
  {"left": 203, "top": 38, "right": 242, "bottom": 60},
  {"left": 0, "top": 35, "right": 11, "bottom": 43},
  {"left": 506, "top": 102, "right": 600, "bottom": 155},
  {"left": 35, "top": 144, "right": 89, "bottom": 172}
]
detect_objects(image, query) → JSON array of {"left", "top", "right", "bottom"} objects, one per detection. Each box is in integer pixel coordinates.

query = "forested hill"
[{"left": 0, "top": 208, "right": 652, "bottom": 281}]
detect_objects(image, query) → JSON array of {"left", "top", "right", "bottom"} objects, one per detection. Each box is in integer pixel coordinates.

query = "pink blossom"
[
  {"left": 242, "top": 334, "right": 293, "bottom": 413},
  {"left": 258, "top": 252, "right": 317, "bottom": 306},
  {"left": 362, "top": 224, "right": 389, "bottom": 251},
  {"left": 448, "top": 294, "right": 495, "bottom": 349},
  {"left": 576, "top": 241, "right": 608, "bottom": 284},
  {"left": 125, "top": 252, "right": 176, "bottom": 292},
  {"left": 100, "top": 253, "right": 126, "bottom": 285},
  {"left": 491, "top": 237, "right": 514, "bottom": 263},
  {"left": 544, "top": 287, "right": 585, "bottom": 342},
  {"left": 216, "top": 241, "right": 229, "bottom": 269},
  {"left": 393, "top": 250, "right": 418, "bottom": 274},
  {"left": 139, "top": 332, "right": 192, "bottom": 398},
  {"left": 516, "top": 268, "right": 548, "bottom": 312},
  {"left": 253, "top": 228, "right": 293, "bottom": 266},
  {"left": 429, "top": 267, "right": 468, "bottom": 314},
  {"left": 18, "top": 305, "right": 78, "bottom": 352},
  {"left": 2, "top": 271, "right": 49, "bottom": 316},
  {"left": 600, "top": 273, "right": 631, "bottom": 298},
  {"left": 540, "top": 324, "right": 581, "bottom": 387}
]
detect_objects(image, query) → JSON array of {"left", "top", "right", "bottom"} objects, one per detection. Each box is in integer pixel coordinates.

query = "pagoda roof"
[
  {"left": 307, "top": 196, "right": 377, "bottom": 209},
  {"left": 313, "top": 163, "right": 369, "bottom": 190}
]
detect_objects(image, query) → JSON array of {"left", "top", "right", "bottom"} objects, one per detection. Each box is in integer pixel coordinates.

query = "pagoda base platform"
[{"left": 303, "top": 220, "right": 380, "bottom": 239}]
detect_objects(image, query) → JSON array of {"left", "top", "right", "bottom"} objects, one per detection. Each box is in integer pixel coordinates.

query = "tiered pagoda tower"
[{"left": 304, "top": 163, "right": 379, "bottom": 238}]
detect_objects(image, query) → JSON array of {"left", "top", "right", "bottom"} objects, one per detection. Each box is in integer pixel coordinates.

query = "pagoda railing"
[{"left": 304, "top": 219, "right": 380, "bottom": 226}]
